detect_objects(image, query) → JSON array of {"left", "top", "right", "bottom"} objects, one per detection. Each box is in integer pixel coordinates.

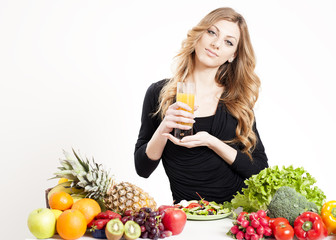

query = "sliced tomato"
[{"left": 186, "top": 203, "right": 202, "bottom": 209}]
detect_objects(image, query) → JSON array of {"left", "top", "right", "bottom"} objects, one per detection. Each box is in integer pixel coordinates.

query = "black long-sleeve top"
[{"left": 134, "top": 79, "right": 268, "bottom": 203}]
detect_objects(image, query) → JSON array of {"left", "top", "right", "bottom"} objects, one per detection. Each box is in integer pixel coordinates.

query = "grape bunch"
[
  {"left": 122, "top": 207, "right": 172, "bottom": 239},
  {"left": 228, "top": 210, "right": 272, "bottom": 240}
]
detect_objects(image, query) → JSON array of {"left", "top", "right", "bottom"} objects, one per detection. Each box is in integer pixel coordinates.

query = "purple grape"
[
  {"left": 136, "top": 217, "right": 144, "bottom": 225},
  {"left": 148, "top": 216, "right": 155, "bottom": 223},
  {"left": 160, "top": 231, "right": 172, "bottom": 238},
  {"left": 148, "top": 233, "right": 155, "bottom": 239},
  {"left": 121, "top": 216, "right": 129, "bottom": 224},
  {"left": 140, "top": 225, "right": 146, "bottom": 233},
  {"left": 158, "top": 222, "right": 165, "bottom": 231},
  {"left": 145, "top": 221, "right": 152, "bottom": 232},
  {"left": 151, "top": 227, "right": 158, "bottom": 235},
  {"left": 145, "top": 207, "right": 152, "bottom": 213},
  {"left": 138, "top": 211, "right": 145, "bottom": 219},
  {"left": 149, "top": 222, "right": 156, "bottom": 228},
  {"left": 141, "top": 231, "right": 148, "bottom": 238}
]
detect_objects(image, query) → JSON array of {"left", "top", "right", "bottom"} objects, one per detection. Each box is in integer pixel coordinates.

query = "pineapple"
[{"left": 52, "top": 149, "right": 157, "bottom": 213}]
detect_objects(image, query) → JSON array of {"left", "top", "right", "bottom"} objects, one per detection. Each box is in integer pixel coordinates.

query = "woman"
[{"left": 134, "top": 7, "right": 268, "bottom": 203}]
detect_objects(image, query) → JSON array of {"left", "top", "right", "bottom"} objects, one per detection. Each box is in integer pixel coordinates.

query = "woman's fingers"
[
  {"left": 165, "top": 121, "right": 192, "bottom": 130},
  {"left": 165, "top": 114, "right": 195, "bottom": 124},
  {"left": 166, "top": 108, "right": 194, "bottom": 120},
  {"left": 169, "top": 101, "right": 192, "bottom": 112}
]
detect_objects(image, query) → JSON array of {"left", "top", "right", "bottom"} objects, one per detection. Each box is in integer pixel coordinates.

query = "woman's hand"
[
  {"left": 159, "top": 101, "right": 195, "bottom": 134},
  {"left": 162, "top": 131, "right": 213, "bottom": 148}
]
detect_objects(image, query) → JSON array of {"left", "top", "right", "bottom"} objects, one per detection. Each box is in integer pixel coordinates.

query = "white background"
[{"left": 0, "top": 0, "right": 335, "bottom": 239}]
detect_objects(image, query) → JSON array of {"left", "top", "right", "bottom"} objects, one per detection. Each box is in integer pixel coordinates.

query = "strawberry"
[
  {"left": 96, "top": 211, "right": 109, "bottom": 219},
  {"left": 90, "top": 219, "right": 110, "bottom": 230},
  {"left": 105, "top": 210, "right": 121, "bottom": 220}
]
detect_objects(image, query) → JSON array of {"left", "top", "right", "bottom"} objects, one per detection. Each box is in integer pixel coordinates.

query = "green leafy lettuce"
[{"left": 231, "top": 165, "right": 326, "bottom": 212}]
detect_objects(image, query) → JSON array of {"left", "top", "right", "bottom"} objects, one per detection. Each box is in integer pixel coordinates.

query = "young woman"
[{"left": 134, "top": 7, "right": 268, "bottom": 203}]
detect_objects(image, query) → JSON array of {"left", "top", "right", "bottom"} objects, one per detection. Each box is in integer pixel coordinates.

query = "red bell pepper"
[{"left": 293, "top": 212, "right": 328, "bottom": 240}]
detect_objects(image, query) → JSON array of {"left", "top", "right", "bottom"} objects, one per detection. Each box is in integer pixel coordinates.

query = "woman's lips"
[{"left": 205, "top": 48, "right": 218, "bottom": 57}]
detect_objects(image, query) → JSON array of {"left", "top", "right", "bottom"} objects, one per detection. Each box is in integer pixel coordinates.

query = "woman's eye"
[
  {"left": 225, "top": 40, "right": 233, "bottom": 46},
  {"left": 207, "top": 29, "right": 216, "bottom": 35}
]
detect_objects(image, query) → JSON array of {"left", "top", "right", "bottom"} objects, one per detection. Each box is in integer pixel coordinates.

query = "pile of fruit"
[{"left": 27, "top": 149, "right": 188, "bottom": 240}]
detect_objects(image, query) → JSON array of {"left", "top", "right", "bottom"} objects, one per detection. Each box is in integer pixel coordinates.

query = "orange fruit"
[
  {"left": 49, "top": 192, "right": 74, "bottom": 211},
  {"left": 56, "top": 209, "right": 86, "bottom": 240},
  {"left": 71, "top": 198, "right": 101, "bottom": 224}
]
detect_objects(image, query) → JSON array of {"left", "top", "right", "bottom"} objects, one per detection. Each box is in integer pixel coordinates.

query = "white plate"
[{"left": 186, "top": 212, "right": 231, "bottom": 221}]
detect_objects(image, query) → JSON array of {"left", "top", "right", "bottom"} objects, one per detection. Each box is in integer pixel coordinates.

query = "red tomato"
[
  {"left": 186, "top": 203, "right": 202, "bottom": 209},
  {"left": 269, "top": 218, "right": 290, "bottom": 232},
  {"left": 274, "top": 223, "right": 294, "bottom": 240}
]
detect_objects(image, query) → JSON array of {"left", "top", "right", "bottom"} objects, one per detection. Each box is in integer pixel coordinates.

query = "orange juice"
[
  {"left": 176, "top": 92, "right": 195, "bottom": 127},
  {"left": 174, "top": 82, "right": 195, "bottom": 139}
]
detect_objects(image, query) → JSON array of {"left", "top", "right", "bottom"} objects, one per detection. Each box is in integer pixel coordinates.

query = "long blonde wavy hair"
[{"left": 156, "top": 7, "right": 260, "bottom": 160}]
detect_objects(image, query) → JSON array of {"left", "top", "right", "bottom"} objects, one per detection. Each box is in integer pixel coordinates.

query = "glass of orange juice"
[{"left": 174, "top": 82, "right": 195, "bottom": 139}]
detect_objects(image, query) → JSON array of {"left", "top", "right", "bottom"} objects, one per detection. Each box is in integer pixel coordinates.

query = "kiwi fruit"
[
  {"left": 105, "top": 219, "right": 124, "bottom": 240},
  {"left": 124, "top": 221, "right": 141, "bottom": 240}
]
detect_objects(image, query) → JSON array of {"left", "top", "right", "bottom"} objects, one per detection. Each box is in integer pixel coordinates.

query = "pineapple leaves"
[{"left": 52, "top": 149, "right": 114, "bottom": 201}]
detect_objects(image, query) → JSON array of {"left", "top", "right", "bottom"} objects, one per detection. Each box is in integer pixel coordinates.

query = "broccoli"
[{"left": 267, "top": 186, "right": 319, "bottom": 226}]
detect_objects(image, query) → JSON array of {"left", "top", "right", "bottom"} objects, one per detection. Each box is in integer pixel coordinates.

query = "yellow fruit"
[
  {"left": 47, "top": 181, "right": 83, "bottom": 200},
  {"left": 51, "top": 209, "right": 62, "bottom": 233},
  {"left": 58, "top": 178, "right": 68, "bottom": 184},
  {"left": 51, "top": 209, "right": 63, "bottom": 219}
]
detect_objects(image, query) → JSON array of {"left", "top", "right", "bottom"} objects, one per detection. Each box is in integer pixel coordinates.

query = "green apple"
[{"left": 27, "top": 208, "right": 56, "bottom": 239}]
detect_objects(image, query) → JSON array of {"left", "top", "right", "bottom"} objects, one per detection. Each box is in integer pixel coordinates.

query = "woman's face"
[{"left": 194, "top": 19, "right": 240, "bottom": 69}]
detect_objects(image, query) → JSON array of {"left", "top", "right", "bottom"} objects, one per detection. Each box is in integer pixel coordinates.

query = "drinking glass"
[{"left": 174, "top": 82, "right": 195, "bottom": 139}]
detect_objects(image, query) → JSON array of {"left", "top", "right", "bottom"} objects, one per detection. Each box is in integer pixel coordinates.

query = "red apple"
[
  {"left": 162, "top": 208, "right": 187, "bottom": 235},
  {"left": 158, "top": 205, "right": 175, "bottom": 215}
]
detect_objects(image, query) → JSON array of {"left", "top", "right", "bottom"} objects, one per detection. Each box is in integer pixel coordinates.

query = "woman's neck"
[{"left": 186, "top": 66, "right": 223, "bottom": 97}]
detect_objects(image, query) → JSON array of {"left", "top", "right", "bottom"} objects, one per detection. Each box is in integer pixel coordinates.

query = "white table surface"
[
  {"left": 25, "top": 217, "right": 238, "bottom": 240},
  {"left": 25, "top": 217, "right": 336, "bottom": 240}
]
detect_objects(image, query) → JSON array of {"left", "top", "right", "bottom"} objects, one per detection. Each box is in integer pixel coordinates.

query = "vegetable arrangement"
[
  {"left": 231, "top": 165, "right": 326, "bottom": 213},
  {"left": 226, "top": 165, "right": 334, "bottom": 240}
]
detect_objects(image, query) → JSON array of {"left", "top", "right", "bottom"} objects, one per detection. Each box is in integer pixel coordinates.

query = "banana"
[{"left": 47, "top": 181, "right": 84, "bottom": 200}]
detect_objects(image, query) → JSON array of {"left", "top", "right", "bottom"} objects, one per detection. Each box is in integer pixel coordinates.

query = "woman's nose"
[{"left": 211, "top": 39, "right": 221, "bottom": 49}]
